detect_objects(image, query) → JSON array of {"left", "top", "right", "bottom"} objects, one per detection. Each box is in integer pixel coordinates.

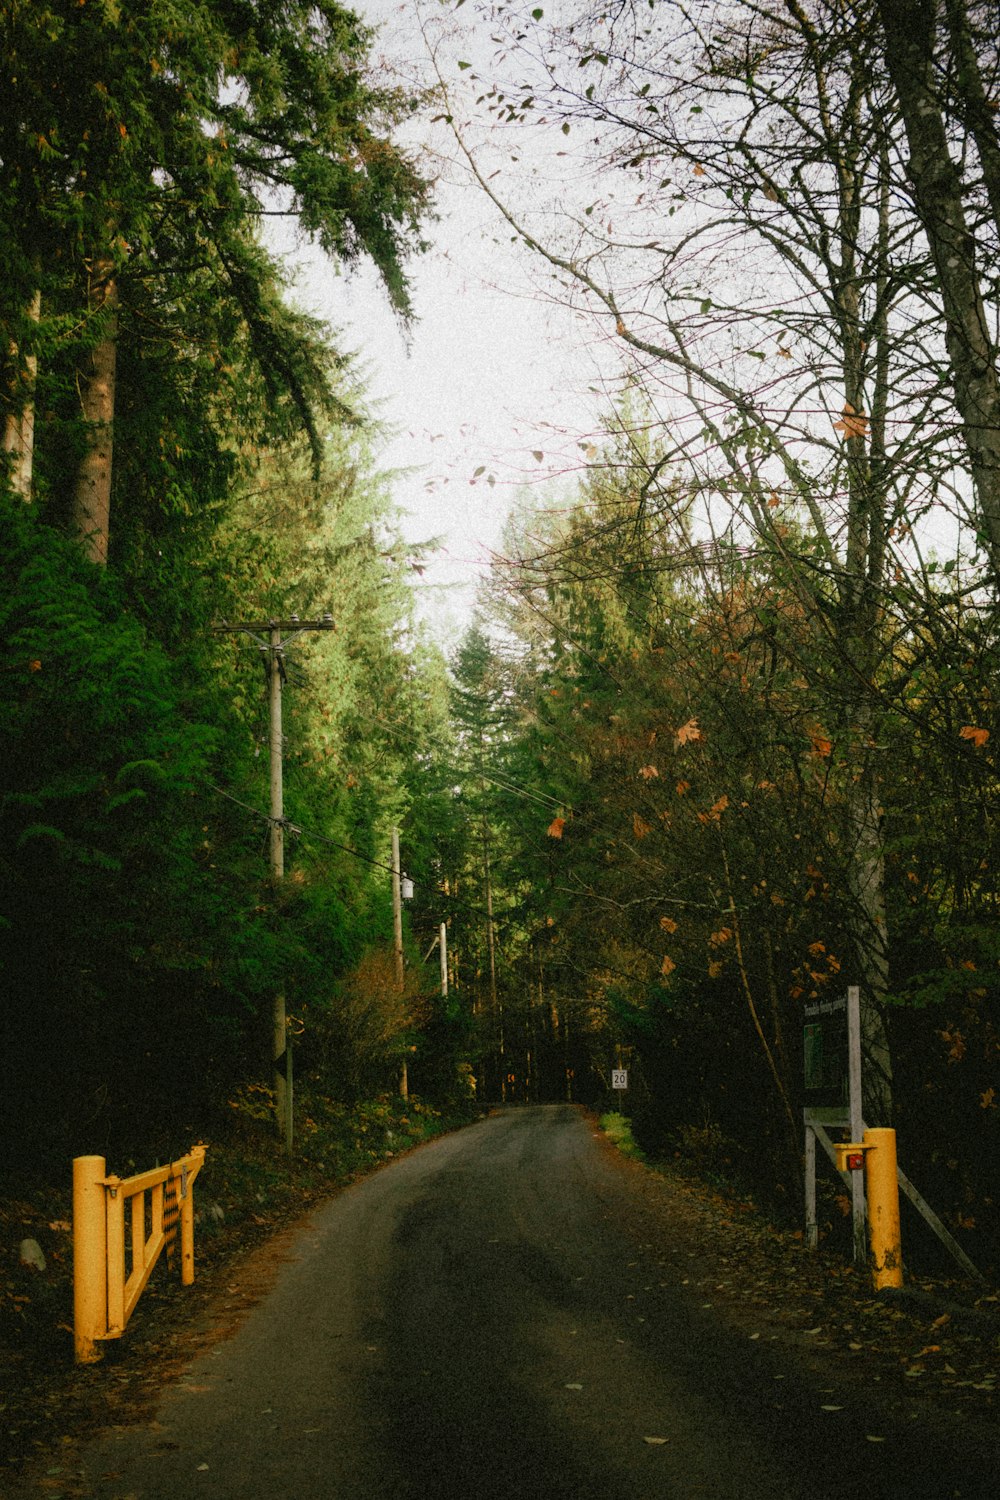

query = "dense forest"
[
  {"left": 0, "top": 0, "right": 456, "bottom": 1163},
  {"left": 2, "top": 0, "right": 999, "bottom": 1274}
]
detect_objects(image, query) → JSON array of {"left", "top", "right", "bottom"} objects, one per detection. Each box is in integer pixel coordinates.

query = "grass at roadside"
[{"left": 598, "top": 1111, "right": 646, "bottom": 1162}]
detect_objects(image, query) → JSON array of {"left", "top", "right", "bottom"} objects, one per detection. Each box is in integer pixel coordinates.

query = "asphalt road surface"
[{"left": 76, "top": 1106, "right": 996, "bottom": 1499}]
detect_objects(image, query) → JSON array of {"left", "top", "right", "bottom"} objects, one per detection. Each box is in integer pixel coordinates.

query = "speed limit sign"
[{"left": 612, "top": 1069, "right": 628, "bottom": 1090}]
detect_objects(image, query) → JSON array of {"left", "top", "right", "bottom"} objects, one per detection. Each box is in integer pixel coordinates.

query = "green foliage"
[
  {"left": 1, "top": 0, "right": 430, "bottom": 545},
  {"left": 1, "top": 496, "right": 253, "bottom": 1156},
  {"left": 224, "top": 1086, "right": 461, "bottom": 1180},
  {"left": 0, "top": 358, "right": 465, "bottom": 1168},
  {"left": 0, "top": 0, "right": 471, "bottom": 1175},
  {"left": 599, "top": 1112, "right": 645, "bottom": 1162},
  {"left": 446, "top": 404, "right": 1000, "bottom": 1256}
]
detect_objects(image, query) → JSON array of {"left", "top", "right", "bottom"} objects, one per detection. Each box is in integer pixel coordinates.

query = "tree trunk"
[
  {"left": 876, "top": 0, "right": 1000, "bottom": 577},
  {"left": 943, "top": 0, "right": 1000, "bottom": 240},
  {"left": 73, "top": 264, "right": 118, "bottom": 566},
  {"left": 844, "top": 742, "right": 895, "bottom": 1124},
  {"left": 2, "top": 289, "right": 41, "bottom": 500}
]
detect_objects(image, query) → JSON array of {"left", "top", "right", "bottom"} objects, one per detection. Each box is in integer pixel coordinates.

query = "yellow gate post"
[
  {"left": 864, "top": 1127, "right": 903, "bottom": 1290},
  {"left": 180, "top": 1145, "right": 206, "bottom": 1285},
  {"left": 72, "top": 1155, "right": 108, "bottom": 1364}
]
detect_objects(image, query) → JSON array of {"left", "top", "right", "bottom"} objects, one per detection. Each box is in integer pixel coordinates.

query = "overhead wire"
[{"left": 209, "top": 783, "right": 524, "bottom": 927}]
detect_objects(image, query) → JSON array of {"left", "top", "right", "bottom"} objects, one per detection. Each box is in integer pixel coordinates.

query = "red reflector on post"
[{"left": 847, "top": 1152, "right": 865, "bottom": 1171}]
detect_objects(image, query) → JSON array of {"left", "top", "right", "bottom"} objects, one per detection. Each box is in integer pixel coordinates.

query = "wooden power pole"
[
  {"left": 439, "top": 921, "right": 448, "bottom": 999},
  {"left": 391, "top": 827, "right": 410, "bottom": 1101},
  {"left": 213, "top": 614, "right": 334, "bottom": 1150},
  {"left": 391, "top": 827, "right": 404, "bottom": 989}
]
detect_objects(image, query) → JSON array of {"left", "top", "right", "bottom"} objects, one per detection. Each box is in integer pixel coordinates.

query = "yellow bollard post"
[
  {"left": 863, "top": 1127, "right": 903, "bottom": 1290},
  {"left": 72, "top": 1155, "right": 108, "bottom": 1364}
]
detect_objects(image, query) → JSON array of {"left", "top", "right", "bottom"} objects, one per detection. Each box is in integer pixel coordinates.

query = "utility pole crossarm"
[{"left": 211, "top": 615, "right": 335, "bottom": 636}]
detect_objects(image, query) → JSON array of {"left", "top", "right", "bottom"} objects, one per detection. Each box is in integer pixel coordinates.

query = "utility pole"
[
  {"left": 482, "top": 825, "right": 503, "bottom": 1100},
  {"left": 391, "top": 827, "right": 409, "bottom": 1101},
  {"left": 421, "top": 920, "right": 448, "bottom": 1001},
  {"left": 391, "top": 827, "right": 404, "bottom": 989},
  {"left": 213, "top": 613, "right": 334, "bottom": 1151},
  {"left": 439, "top": 921, "right": 448, "bottom": 999}
]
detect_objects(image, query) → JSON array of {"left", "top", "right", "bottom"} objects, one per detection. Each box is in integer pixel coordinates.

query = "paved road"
[{"left": 77, "top": 1106, "right": 995, "bottom": 1499}]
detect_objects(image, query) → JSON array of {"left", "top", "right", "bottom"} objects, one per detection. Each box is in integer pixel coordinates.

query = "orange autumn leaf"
[
  {"left": 981, "top": 1087, "right": 997, "bottom": 1109},
  {"left": 709, "top": 927, "right": 733, "bottom": 947},
  {"left": 959, "top": 725, "right": 990, "bottom": 747},
  {"left": 675, "top": 779, "right": 691, "bottom": 796},
  {"left": 547, "top": 816, "right": 566, "bottom": 839},
  {"left": 633, "top": 812, "right": 652, "bottom": 840},
  {"left": 660, "top": 954, "right": 676, "bottom": 977},
  {"left": 708, "top": 794, "right": 729, "bottom": 819},
  {"left": 833, "top": 402, "right": 868, "bottom": 439},
  {"left": 940, "top": 1026, "right": 966, "bottom": 1063},
  {"left": 659, "top": 915, "right": 678, "bottom": 933},
  {"left": 638, "top": 763, "right": 660, "bottom": 780},
  {"left": 693, "top": 162, "right": 705, "bottom": 176},
  {"left": 708, "top": 960, "right": 724, "bottom": 978},
  {"left": 675, "top": 718, "right": 703, "bottom": 746},
  {"left": 809, "top": 732, "right": 833, "bottom": 758}
]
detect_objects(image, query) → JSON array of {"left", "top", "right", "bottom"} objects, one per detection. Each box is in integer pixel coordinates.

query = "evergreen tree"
[{"left": 0, "top": 0, "right": 429, "bottom": 559}]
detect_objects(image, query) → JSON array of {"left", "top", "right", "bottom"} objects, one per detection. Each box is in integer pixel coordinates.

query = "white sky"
[
  {"left": 267, "top": 1, "right": 974, "bottom": 648},
  {"left": 273, "top": 0, "right": 619, "bottom": 648}
]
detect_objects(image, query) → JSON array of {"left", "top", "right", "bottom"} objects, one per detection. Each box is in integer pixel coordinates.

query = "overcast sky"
[
  {"left": 267, "top": 1, "right": 969, "bottom": 652},
  {"left": 270, "top": 0, "right": 619, "bottom": 647}
]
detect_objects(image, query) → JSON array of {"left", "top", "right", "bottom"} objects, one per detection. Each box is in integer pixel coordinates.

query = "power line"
[{"left": 209, "top": 784, "right": 519, "bottom": 927}]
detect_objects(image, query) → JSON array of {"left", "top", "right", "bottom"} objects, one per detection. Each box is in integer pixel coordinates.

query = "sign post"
[{"left": 803, "top": 985, "right": 866, "bottom": 1263}]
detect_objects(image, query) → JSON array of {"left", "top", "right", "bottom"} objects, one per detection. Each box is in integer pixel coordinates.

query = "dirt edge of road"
[
  {"left": 4, "top": 1108, "right": 998, "bottom": 1496},
  {"left": 587, "top": 1124, "right": 999, "bottom": 1439}
]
